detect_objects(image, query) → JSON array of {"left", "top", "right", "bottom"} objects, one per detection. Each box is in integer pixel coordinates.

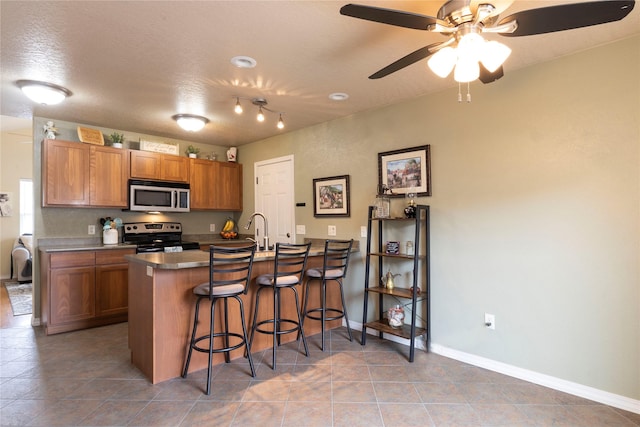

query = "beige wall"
[
  {"left": 238, "top": 36, "right": 640, "bottom": 400},
  {"left": 0, "top": 126, "right": 33, "bottom": 279}
]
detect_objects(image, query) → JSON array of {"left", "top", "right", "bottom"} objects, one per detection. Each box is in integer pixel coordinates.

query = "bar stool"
[
  {"left": 248, "top": 242, "right": 311, "bottom": 370},
  {"left": 182, "top": 244, "right": 256, "bottom": 395},
  {"left": 300, "top": 239, "right": 354, "bottom": 351}
]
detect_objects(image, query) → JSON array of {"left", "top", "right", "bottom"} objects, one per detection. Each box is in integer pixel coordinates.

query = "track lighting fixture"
[
  {"left": 17, "top": 80, "right": 72, "bottom": 105},
  {"left": 232, "top": 97, "right": 285, "bottom": 130}
]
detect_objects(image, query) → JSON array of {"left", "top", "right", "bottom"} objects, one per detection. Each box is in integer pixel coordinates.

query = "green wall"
[{"left": 238, "top": 36, "right": 640, "bottom": 400}]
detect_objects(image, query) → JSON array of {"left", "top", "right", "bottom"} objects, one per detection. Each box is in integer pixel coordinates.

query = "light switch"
[
  {"left": 296, "top": 225, "right": 306, "bottom": 235},
  {"left": 360, "top": 226, "right": 367, "bottom": 238},
  {"left": 328, "top": 225, "right": 337, "bottom": 236}
]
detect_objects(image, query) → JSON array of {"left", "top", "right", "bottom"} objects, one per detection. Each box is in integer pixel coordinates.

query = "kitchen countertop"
[
  {"left": 39, "top": 242, "right": 137, "bottom": 253},
  {"left": 125, "top": 245, "right": 329, "bottom": 269}
]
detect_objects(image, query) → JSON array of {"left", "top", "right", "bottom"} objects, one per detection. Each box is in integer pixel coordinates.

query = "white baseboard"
[{"left": 345, "top": 319, "right": 639, "bottom": 414}]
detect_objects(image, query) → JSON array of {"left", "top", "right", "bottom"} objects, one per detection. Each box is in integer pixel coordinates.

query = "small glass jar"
[
  {"left": 405, "top": 241, "right": 414, "bottom": 256},
  {"left": 374, "top": 194, "right": 390, "bottom": 218}
]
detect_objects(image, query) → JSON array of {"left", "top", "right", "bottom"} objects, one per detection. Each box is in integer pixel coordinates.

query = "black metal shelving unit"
[{"left": 361, "top": 204, "right": 430, "bottom": 362}]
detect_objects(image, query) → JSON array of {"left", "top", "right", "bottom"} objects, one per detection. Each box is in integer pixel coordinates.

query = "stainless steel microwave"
[{"left": 128, "top": 180, "right": 190, "bottom": 212}]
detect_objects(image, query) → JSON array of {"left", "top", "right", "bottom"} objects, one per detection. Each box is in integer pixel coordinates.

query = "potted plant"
[
  {"left": 108, "top": 132, "right": 124, "bottom": 148},
  {"left": 185, "top": 145, "right": 200, "bottom": 158}
]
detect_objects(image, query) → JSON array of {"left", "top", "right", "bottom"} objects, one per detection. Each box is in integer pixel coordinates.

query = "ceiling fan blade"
[
  {"left": 369, "top": 43, "right": 442, "bottom": 79},
  {"left": 497, "top": 0, "right": 635, "bottom": 37},
  {"left": 479, "top": 64, "right": 504, "bottom": 84},
  {"left": 340, "top": 4, "right": 440, "bottom": 30}
]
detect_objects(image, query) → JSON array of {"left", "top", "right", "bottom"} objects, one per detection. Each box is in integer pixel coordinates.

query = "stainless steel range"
[{"left": 123, "top": 222, "right": 200, "bottom": 253}]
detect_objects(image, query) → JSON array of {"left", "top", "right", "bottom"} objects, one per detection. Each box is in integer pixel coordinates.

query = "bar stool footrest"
[
  {"left": 304, "top": 307, "right": 345, "bottom": 322},
  {"left": 254, "top": 318, "right": 302, "bottom": 337},
  {"left": 192, "top": 332, "right": 247, "bottom": 354}
]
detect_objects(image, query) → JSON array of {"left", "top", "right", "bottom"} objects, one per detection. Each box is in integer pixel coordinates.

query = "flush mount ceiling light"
[
  {"left": 230, "top": 55, "right": 257, "bottom": 68},
  {"left": 233, "top": 97, "right": 285, "bottom": 130},
  {"left": 16, "top": 80, "right": 72, "bottom": 105},
  {"left": 172, "top": 114, "right": 209, "bottom": 132}
]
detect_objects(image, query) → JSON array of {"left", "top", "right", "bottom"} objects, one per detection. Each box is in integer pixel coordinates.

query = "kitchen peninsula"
[{"left": 125, "top": 243, "right": 353, "bottom": 384}]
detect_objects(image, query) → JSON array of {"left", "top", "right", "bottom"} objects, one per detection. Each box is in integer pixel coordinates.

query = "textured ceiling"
[{"left": 1, "top": 1, "right": 638, "bottom": 146}]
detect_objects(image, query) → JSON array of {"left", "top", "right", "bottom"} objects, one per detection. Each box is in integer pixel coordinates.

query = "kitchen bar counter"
[
  {"left": 126, "top": 243, "right": 355, "bottom": 384},
  {"left": 124, "top": 245, "right": 327, "bottom": 269}
]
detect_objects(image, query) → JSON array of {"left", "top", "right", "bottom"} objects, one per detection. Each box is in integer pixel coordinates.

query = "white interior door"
[{"left": 254, "top": 155, "right": 295, "bottom": 247}]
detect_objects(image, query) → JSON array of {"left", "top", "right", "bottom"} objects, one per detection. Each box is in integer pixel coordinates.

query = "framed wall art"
[
  {"left": 313, "top": 175, "right": 350, "bottom": 217},
  {"left": 378, "top": 145, "right": 431, "bottom": 197}
]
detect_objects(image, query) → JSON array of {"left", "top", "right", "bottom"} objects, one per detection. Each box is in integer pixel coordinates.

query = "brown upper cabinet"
[
  {"left": 189, "top": 158, "right": 242, "bottom": 211},
  {"left": 42, "top": 139, "right": 128, "bottom": 208},
  {"left": 130, "top": 150, "right": 189, "bottom": 183}
]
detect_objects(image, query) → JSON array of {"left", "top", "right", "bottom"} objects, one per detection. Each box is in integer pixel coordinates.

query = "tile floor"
[{"left": 1, "top": 320, "right": 639, "bottom": 426}]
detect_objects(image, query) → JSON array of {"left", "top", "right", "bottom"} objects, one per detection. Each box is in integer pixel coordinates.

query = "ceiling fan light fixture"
[
  {"left": 480, "top": 40, "right": 511, "bottom": 73},
  {"left": 457, "top": 32, "right": 484, "bottom": 62},
  {"left": 172, "top": 114, "right": 209, "bottom": 132},
  {"left": 17, "top": 80, "right": 71, "bottom": 105},
  {"left": 427, "top": 46, "right": 457, "bottom": 78},
  {"left": 454, "top": 57, "right": 479, "bottom": 83}
]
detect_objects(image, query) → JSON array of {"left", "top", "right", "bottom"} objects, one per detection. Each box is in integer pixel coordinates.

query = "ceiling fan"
[{"left": 340, "top": 0, "right": 635, "bottom": 84}]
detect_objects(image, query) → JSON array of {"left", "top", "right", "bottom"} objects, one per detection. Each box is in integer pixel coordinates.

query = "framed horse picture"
[
  {"left": 378, "top": 145, "right": 431, "bottom": 197},
  {"left": 313, "top": 175, "right": 350, "bottom": 217}
]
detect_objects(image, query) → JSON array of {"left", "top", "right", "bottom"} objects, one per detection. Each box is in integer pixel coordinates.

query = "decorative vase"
[
  {"left": 188, "top": 153, "right": 197, "bottom": 158},
  {"left": 112, "top": 142, "right": 123, "bottom": 149},
  {"left": 227, "top": 147, "right": 237, "bottom": 162},
  {"left": 387, "top": 305, "right": 405, "bottom": 328}
]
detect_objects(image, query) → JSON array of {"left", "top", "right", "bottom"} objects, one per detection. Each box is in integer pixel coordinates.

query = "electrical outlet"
[
  {"left": 484, "top": 313, "right": 496, "bottom": 330},
  {"left": 210, "top": 223, "right": 216, "bottom": 232},
  {"left": 360, "top": 226, "right": 367, "bottom": 238},
  {"left": 328, "top": 225, "right": 336, "bottom": 236},
  {"left": 88, "top": 225, "right": 95, "bottom": 235},
  {"left": 296, "top": 225, "right": 306, "bottom": 235}
]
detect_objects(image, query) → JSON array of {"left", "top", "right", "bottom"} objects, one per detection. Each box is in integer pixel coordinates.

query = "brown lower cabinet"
[{"left": 41, "top": 248, "right": 135, "bottom": 335}]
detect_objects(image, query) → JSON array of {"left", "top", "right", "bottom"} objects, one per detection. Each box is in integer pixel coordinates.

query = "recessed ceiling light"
[
  {"left": 172, "top": 114, "right": 209, "bottom": 132},
  {"left": 16, "top": 80, "right": 72, "bottom": 105},
  {"left": 231, "top": 56, "right": 257, "bottom": 68},
  {"left": 329, "top": 92, "right": 349, "bottom": 101}
]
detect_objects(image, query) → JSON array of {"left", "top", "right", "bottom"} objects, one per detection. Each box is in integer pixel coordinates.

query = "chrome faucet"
[{"left": 244, "top": 212, "right": 269, "bottom": 251}]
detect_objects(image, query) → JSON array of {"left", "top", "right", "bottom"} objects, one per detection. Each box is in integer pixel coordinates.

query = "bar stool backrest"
[
  {"left": 208, "top": 244, "right": 257, "bottom": 296},
  {"left": 321, "top": 239, "right": 354, "bottom": 279},
  {"left": 271, "top": 242, "right": 312, "bottom": 285}
]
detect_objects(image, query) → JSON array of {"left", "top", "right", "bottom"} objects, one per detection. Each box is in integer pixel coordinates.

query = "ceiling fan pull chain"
[
  {"left": 467, "top": 82, "right": 471, "bottom": 103},
  {"left": 458, "top": 82, "right": 462, "bottom": 103}
]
